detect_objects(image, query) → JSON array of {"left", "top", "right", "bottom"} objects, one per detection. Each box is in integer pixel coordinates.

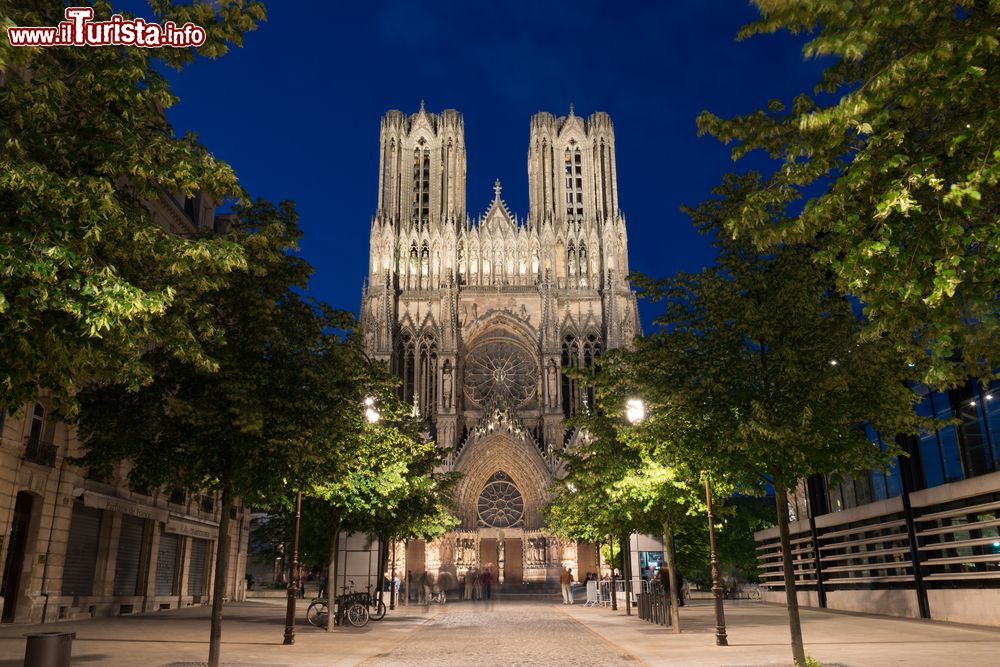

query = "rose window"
[
  {"left": 464, "top": 336, "right": 537, "bottom": 408},
  {"left": 477, "top": 472, "right": 524, "bottom": 528}
]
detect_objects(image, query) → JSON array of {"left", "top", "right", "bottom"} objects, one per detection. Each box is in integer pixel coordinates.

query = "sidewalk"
[
  {"left": 0, "top": 598, "right": 436, "bottom": 667},
  {"left": 563, "top": 598, "right": 1000, "bottom": 666}
]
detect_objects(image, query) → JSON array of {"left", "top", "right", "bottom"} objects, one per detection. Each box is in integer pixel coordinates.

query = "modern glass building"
[{"left": 755, "top": 379, "right": 1000, "bottom": 626}]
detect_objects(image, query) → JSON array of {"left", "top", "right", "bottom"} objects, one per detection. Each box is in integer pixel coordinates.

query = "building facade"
[
  {"left": 360, "top": 104, "right": 641, "bottom": 584},
  {"left": 0, "top": 193, "right": 250, "bottom": 624},
  {"left": 756, "top": 379, "right": 1000, "bottom": 626}
]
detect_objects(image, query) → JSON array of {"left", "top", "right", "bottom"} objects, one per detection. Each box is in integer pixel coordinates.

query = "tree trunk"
[
  {"left": 608, "top": 536, "right": 617, "bottom": 611},
  {"left": 207, "top": 489, "right": 234, "bottom": 667},
  {"left": 776, "top": 484, "right": 807, "bottom": 666},
  {"left": 377, "top": 530, "right": 388, "bottom": 610},
  {"left": 662, "top": 521, "right": 681, "bottom": 633},
  {"left": 326, "top": 512, "right": 340, "bottom": 632},
  {"left": 621, "top": 534, "right": 632, "bottom": 616}
]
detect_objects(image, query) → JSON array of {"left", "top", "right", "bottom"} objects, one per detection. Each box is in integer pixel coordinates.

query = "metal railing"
[
  {"left": 755, "top": 475, "right": 1000, "bottom": 602},
  {"left": 590, "top": 578, "right": 672, "bottom": 626},
  {"left": 23, "top": 436, "right": 56, "bottom": 467}
]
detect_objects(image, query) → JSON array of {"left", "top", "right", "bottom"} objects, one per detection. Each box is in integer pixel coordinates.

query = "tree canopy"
[
  {"left": 0, "top": 1, "right": 266, "bottom": 415},
  {"left": 626, "top": 234, "right": 924, "bottom": 665},
  {"left": 76, "top": 199, "right": 386, "bottom": 665},
  {"left": 696, "top": 0, "right": 1000, "bottom": 388}
]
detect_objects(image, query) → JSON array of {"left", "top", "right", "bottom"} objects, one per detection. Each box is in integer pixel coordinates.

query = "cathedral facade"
[{"left": 360, "top": 104, "right": 639, "bottom": 584}]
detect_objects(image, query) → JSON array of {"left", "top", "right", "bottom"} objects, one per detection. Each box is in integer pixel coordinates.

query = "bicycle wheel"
[
  {"left": 370, "top": 598, "right": 387, "bottom": 621},
  {"left": 750, "top": 589, "right": 761, "bottom": 600},
  {"left": 346, "top": 602, "right": 369, "bottom": 627},
  {"left": 306, "top": 600, "right": 328, "bottom": 627}
]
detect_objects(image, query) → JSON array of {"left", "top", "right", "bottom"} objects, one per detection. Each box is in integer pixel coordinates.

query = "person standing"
[
  {"left": 464, "top": 568, "right": 476, "bottom": 601},
  {"left": 482, "top": 566, "right": 493, "bottom": 600},
  {"left": 421, "top": 570, "right": 433, "bottom": 605},
  {"left": 560, "top": 567, "right": 574, "bottom": 605},
  {"left": 473, "top": 567, "right": 483, "bottom": 600}
]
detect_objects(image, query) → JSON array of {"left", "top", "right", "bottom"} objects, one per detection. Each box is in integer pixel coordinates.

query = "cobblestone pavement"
[{"left": 362, "top": 602, "right": 642, "bottom": 666}]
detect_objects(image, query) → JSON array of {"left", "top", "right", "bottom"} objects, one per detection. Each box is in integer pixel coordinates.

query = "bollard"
[{"left": 24, "top": 631, "right": 75, "bottom": 667}]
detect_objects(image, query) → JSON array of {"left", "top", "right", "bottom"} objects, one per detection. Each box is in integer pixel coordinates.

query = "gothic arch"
[
  {"left": 462, "top": 310, "right": 539, "bottom": 349},
  {"left": 453, "top": 432, "right": 551, "bottom": 531}
]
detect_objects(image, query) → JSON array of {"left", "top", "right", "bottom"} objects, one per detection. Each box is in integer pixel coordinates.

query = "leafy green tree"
[
  {"left": 545, "top": 359, "right": 713, "bottom": 630},
  {"left": 0, "top": 1, "right": 265, "bottom": 415},
  {"left": 293, "top": 376, "right": 459, "bottom": 630},
  {"left": 77, "top": 200, "right": 368, "bottom": 667},
  {"left": 628, "top": 237, "right": 923, "bottom": 665},
  {"left": 696, "top": 1, "right": 1000, "bottom": 388}
]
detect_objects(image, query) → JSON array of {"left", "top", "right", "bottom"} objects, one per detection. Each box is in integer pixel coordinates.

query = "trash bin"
[{"left": 24, "top": 631, "right": 75, "bottom": 667}]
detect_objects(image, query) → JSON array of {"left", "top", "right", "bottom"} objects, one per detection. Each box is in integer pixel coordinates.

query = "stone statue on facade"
[
  {"left": 546, "top": 360, "right": 558, "bottom": 408},
  {"left": 442, "top": 361, "right": 453, "bottom": 410}
]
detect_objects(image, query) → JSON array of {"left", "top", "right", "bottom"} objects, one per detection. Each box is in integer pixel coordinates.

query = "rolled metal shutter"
[
  {"left": 187, "top": 538, "right": 208, "bottom": 597},
  {"left": 62, "top": 504, "right": 102, "bottom": 597},
  {"left": 155, "top": 532, "right": 180, "bottom": 596},
  {"left": 113, "top": 515, "right": 145, "bottom": 596}
]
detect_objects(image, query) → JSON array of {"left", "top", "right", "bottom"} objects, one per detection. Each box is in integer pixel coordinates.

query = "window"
[
  {"left": 914, "top": 388, "right": 965, "bottom": 486},
  {"left": 957, "top": 385, "right": 996, "bottom": 476},
  {"left": 28, "top": 403, "right": 44, "bottom": 444},
  {"left": 477, "top": 472, "right": 524, "bottom": 528},
  {"left": 564, "top": 147, "right": 584, "bottom": 225},
  {"left": 400, "top": 334, "right": 416, "bottom": 405},
  {"left": 583, "top": 334, "right": 601, "bottom": 407},
  {"left": 561, "top": 336, "right": 579, "bottom": 419},
  {"left": 399, "top": 333, "right": 437, "bottom": 419},
  {"left": 411, "top": 145, "right": 430, "bottom": 227}
]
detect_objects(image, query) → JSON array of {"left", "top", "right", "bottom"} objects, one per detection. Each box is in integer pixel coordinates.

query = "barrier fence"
[{"left": 587, "top": 578, "right": 672, "bottom": 627}]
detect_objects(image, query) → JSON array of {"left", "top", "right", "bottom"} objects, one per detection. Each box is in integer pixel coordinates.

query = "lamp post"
[
  {"left": 282, "top": 491, "right": 303, "bottom": 645},
  {"left": 624, "top": 400, "right": 646, "bottom": 617},
  {"left": 626, "top": 398, "right": 727, "bottom": 640},
  {"left": 705, "top": 478, "right": 729, "bottom": 646},
  {"left": 364, "top": 396, "right": 383, "bottom": 613}
]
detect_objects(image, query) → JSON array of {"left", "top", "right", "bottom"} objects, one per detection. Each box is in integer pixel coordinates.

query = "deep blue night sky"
[{"left": 157, "top": 0, "right": 824, "bottom": 328}]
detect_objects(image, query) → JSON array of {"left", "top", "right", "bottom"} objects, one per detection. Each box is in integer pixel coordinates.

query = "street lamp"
[
  {"left": 365, "top": 396, "right": 381, "bottom": 424},
  {"left": 625, "top": 398, "right": 646, "bottom": 425},
  {"left": 626, "top": 397, "right": 727, "bottom": 643},
  {"left": 704, "top": 477, "right": 729, "bottom": 646},
  {"left": 622, "top": 399, "right": 647, "bottom": 617},
  {"left": 282, "top": 491, "right": 303, "bottom": 645}
]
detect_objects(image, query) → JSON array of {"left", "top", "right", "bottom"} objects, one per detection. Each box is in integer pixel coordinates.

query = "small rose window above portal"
[{"left": 477, "top": 471, "right": 524, "bottom": 528}]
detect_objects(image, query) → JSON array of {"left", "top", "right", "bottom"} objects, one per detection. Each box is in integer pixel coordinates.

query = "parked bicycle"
[
  {"left": 306, "top": 581, "right": 371, "bottom": 628},
  {"left": 357, "top": 584, "right": 388, "bottom": 620}
]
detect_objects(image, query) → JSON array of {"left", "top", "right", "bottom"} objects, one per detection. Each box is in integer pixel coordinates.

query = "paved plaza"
[{"left": 1, "top": 597, "right": 999, "bottom": 666}]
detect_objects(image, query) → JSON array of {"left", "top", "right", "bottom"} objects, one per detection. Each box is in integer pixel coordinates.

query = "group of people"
[{"left": 461, "top": 566, "right": 495, "bottom": 600}]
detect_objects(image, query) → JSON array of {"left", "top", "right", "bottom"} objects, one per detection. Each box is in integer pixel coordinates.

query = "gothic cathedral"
[{"left": 360, "top": 104, "right": 639, "bottom": 584}]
